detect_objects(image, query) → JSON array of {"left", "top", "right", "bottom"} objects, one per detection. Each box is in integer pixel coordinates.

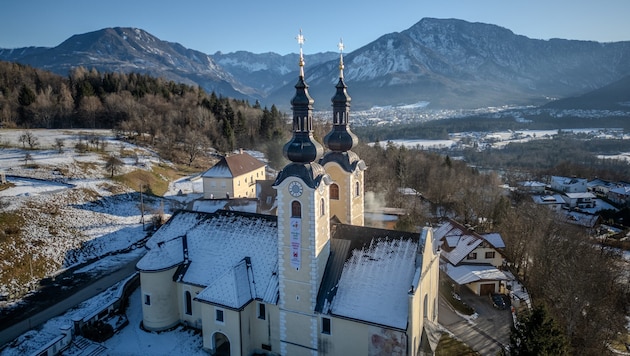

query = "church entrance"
[{"left": 213, "top": 332, "right": 230, "bottom": 356}]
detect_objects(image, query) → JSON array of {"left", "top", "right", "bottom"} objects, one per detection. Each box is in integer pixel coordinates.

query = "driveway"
[{"left": 438, "top": 286, "right": 513, "bottom": 355}]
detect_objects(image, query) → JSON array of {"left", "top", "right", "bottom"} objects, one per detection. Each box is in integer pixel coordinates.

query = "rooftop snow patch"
[{"left": 330, "top": 237, "right": 418, "bottom": 330}]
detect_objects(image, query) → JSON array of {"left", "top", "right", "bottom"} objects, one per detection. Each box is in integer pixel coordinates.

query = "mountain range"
[{"left": 2, "top": 18, "right": 630, "bottom": 110}]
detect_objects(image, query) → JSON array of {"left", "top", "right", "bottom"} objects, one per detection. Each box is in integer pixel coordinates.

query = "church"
[{"left": 136, "top": 35, "right": 441, "bottom": 356}]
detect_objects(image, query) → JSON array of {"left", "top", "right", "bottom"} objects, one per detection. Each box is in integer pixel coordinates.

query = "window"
[
  {"left": 321, "top": 317, "right": 331, "bottom": 335},
  {"left": 485, "top": 251, "right": 495, "bottom": 259},
  {"left": 330, "top": 183, "right": 339, "bottom": 200},
  {"left": 184, "top": 291, "right": 192, "bottom": 315},
  {"left": 355, "top": 182, "right": 360, "bottom": 197},
  {"left": 258, "top": 303, "right": 266, "bottom": 320},
  {"left": 320, "top": 198, "right": 325, "bottom": 216},
  {"left": 467, "top": 252, "right": 477, "bottom": 260},
  {"left": 291, "top": 201, "right": 301, "bottom": 218},
  {"left": 423, "top": 294, "right": 428, "bottom": 319},
  {"left": 144, "top": 294, "right": 151, "bottom": 305},
  {"left": 216, "top": 309, "right": 224, "bottom": 323}
]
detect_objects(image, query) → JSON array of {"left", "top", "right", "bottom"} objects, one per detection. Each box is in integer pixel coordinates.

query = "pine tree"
[{"left": 510, "top": 304, "right": 569, "bottom": 356}]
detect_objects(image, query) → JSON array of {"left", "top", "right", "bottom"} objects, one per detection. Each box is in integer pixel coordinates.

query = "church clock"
[{"left": 288, "top": 181, "right": 303, "bottom": 197}]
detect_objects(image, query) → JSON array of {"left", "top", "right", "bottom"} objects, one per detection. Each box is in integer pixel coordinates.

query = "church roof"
[
  {"left": 316, "top": 224, "right": 422, "bottom": 330},
  {"left": 136, "top": 210, "right": 279, "bottom": 309},
  {"left": 201, "top": 152, "right": 265, "bottom": 179}
]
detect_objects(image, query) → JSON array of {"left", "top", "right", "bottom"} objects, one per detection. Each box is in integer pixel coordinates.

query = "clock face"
[{"left": 288, "top": 181, "right": 303, "bottom": 197}]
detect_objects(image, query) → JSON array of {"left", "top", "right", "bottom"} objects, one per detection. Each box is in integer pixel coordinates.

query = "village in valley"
[
  {"left": 0, "top": 120, "right": 628, "bottom": 354},
  {"left": 0, "top": 20, "right": 629, "bottom": 356}
]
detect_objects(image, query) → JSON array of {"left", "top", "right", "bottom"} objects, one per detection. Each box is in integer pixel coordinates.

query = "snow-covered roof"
[
  {"left": 444, "top": 263, "right": 509, "bottom": 285},
  {"left": 434, "top": 219, "right": 504, "bottom": 265},
  {"left": 564, "top": 192, "right": 595, "bottom": 199},
  {"left": 201, "top": 152, "right": 265, "bottom": 179},
  {"left": 518, "top": 180, "right": 546, "bottom": 187},
  {"left": 610, "top": 186, "right": 630, "bottom": 196},
  {"left": 137, "top": 210, "right": 278, "bottom": 308},
  {"left": 191, "top": 198, "right": 259, "bottom": 214},
  {"left": 481, "top": 233, "right": 505, "bottom": 249},
  {"left": 531, "top": 194, "right": 564, "bottom": 204},
  {"left": 317, "top": 224, "right": 422, "bottom": 330},
  {"left": 330, "top": 238, "right": 418, "bottom": 329}
]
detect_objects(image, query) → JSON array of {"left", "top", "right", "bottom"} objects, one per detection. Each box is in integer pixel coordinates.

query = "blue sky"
[{"left": 2, "top": 0, "right": 629, "bottom": 55}]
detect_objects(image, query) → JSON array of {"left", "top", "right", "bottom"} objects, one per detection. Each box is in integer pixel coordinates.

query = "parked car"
[{"left": 490, "top": 293, "right": 506, "bottom": 310}]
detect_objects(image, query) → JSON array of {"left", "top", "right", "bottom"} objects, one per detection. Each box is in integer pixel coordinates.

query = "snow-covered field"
[
  {"left": 0, "top": 129, "right": 198, "bottom": 299},
  {"left": 0, "top": 128, "right": 210, "bottom": 353}
]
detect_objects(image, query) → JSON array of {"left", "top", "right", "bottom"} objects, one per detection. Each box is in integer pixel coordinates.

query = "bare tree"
[
  {"left": 23, "top": 152, "right": 33, "bottom": 166},
  {"left": 18, "top": 130, "right": 39, "bottom": 149},
  {"left": 181, "top": 129, "right": 209, "bottom": 166},
  {"left": 104, "top": 155, "right": 124, "bottom": 178},
  {"left": 54, "top": 138, "right": 65, "bottom": 153}
]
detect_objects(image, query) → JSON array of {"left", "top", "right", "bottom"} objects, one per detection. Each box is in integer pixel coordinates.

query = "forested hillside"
[{"left": 0, "top": 61, "right": 288, "bottom": 166}]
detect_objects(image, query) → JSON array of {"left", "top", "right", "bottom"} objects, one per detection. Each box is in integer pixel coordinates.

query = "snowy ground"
[
  {"left": 0, "top": 129, "right": 197, "bottom": 300},
  {"left": 0, "top": 271, "right": 205, "bottom": 356}
]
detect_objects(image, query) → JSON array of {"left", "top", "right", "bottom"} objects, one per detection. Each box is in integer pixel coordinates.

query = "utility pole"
[{"left": 140, "top": 184, "right": 145, "bottom": 230}]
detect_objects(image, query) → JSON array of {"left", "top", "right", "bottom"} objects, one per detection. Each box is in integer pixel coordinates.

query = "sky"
[{"left": 1, "top": 1, "right": 630, "bottom": 55}]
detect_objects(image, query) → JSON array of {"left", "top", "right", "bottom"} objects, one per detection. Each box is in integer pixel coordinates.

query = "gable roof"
[
  {"left": 444, "top": 263, "right": 510, "bottom": 285},
  {"left": 316, "top": 224, "right": 421, "bottom": 330},
  {"left": 137, "top": 210, "right": 278, "bottom": 309},
  {"left": 202, "top": 152, "right": 265, "bottom": 179},
  {"left": 433, "top": 219, "right": 503, "bottom": 265}
]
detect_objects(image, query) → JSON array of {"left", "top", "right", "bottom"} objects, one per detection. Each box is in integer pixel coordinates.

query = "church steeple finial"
[
  {"left": 297, "top": 29, "right": 305, "bottom": 78},
  {"left": 338, "top": 38, "right": 345, "bottom": 79},
  {"left": 282, "top": 30, "right": 324, "bottom": 164},
  {"left": 323, "top": 39, "right": 358, "bottom": 153}
]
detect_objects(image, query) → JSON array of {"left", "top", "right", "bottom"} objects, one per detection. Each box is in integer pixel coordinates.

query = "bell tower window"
[
  {"left": 291, "top": 201, "right": 301, "bottom": 218},
  {"left": 330, "top": 183, "right": 339, "bottom": 200}
]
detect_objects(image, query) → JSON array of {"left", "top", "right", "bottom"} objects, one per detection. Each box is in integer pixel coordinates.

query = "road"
[
  {"left": 438, "top": 290, "right": 512, "bottom": 355},
  {"left": 0, "top": 253, "right": 142, "bottom": 347}
]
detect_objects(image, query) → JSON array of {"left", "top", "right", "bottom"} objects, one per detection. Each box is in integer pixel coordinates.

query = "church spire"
[
  {"left": 324, "top": 38, "right": 358, "bottom": 153},
  {"left": 283, "top": 29, "right": 324, "bottom": 164}
]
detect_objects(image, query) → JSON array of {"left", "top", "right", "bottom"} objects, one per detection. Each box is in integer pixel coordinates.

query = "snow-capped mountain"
[
  {"left": 0, "top": 27, "right": 251, "bottom": 100},
  {"left": 2, "top": 19, "right": 630, "bottom": 110},
  {"left": 268, "top": 18, "right": 630, "bottom": 109},
  {"left": 212, "top": 51, "right": 337, "bottom": 97}
]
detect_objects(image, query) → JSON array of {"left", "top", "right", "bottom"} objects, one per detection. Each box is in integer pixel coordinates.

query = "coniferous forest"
[{"left": 0, "top": 61, "right": 287, "bottom": 166}]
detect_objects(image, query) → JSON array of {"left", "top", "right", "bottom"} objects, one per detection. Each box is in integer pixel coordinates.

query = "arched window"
[
  {"left": 291, "top": 201, "right": 301, "bottom": 218},
  {"left": 320, "top": 198, "right": 325, "bottom": 216},
  {"left": 185, "top": 291, "right": 192, "bottom": 315},
  {"left": 355, "top": 182, "right": 360, "bottom": 197},
  {"left": 330, "top": 183, "right": 339, "bottom": 200}
]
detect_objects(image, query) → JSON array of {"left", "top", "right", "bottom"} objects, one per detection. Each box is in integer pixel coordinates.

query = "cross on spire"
[
  {"left": 296, "top": 29, "right": 305, "bottom": 77},
  {"left": 338, "top": 38, "right": 345, "bottom": 79}
]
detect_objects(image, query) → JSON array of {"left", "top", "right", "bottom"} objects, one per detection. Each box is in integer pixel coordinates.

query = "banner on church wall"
[{"left": 290, "top": 217, "right": 301, "bottom": 268}]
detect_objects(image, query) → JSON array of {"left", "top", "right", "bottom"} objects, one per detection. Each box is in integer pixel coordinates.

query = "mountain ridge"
[{"left": 2, "top": 18, "right": 630, "bottom": 110}]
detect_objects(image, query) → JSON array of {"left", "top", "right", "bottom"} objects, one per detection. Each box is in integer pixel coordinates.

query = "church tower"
[
  {"left": 320, "top": 40, "right": 367, "bottom": 226},
  {"left": 273, "top": 30, "right": 332, "bottom": 355}
]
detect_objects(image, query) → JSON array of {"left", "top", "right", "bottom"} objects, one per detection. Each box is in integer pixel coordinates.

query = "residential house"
[
  {"left": 562, "top": 192, "right": 596, "bottom": 208},
  {"left": 201, "top": 150, "right": 266, "bottom": 199},
  {"left": 434, "top": 219, "right": 509, "bottom": 296},
  {"left": 550, "top": 175, "right": 587, "bottom": 193},
  {"left": 531, "top": 194, "right": 565, "bottom": 211},
  {"left": 608, "top": 185, "right": 630, "bottom": 206},
  {"left": 517, "top": 180, "right": 546, "bottom": 194}
]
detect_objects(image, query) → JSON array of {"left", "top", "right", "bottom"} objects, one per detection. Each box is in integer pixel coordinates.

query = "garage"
[{"left": 480, "top": 283, "right": 496, "bottom": 295}]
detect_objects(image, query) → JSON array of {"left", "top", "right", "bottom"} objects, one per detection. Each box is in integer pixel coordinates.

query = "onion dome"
[{"left": 324, "top": 39, "right": 358, "bottom": 153}]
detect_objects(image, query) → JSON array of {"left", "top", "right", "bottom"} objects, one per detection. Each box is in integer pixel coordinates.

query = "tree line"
[
  {"left": 0, "top": 61, "right": 287, "bottom": 166},
  {"left": 354, "top": 142, "right": 629, "bottom": 355}
]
